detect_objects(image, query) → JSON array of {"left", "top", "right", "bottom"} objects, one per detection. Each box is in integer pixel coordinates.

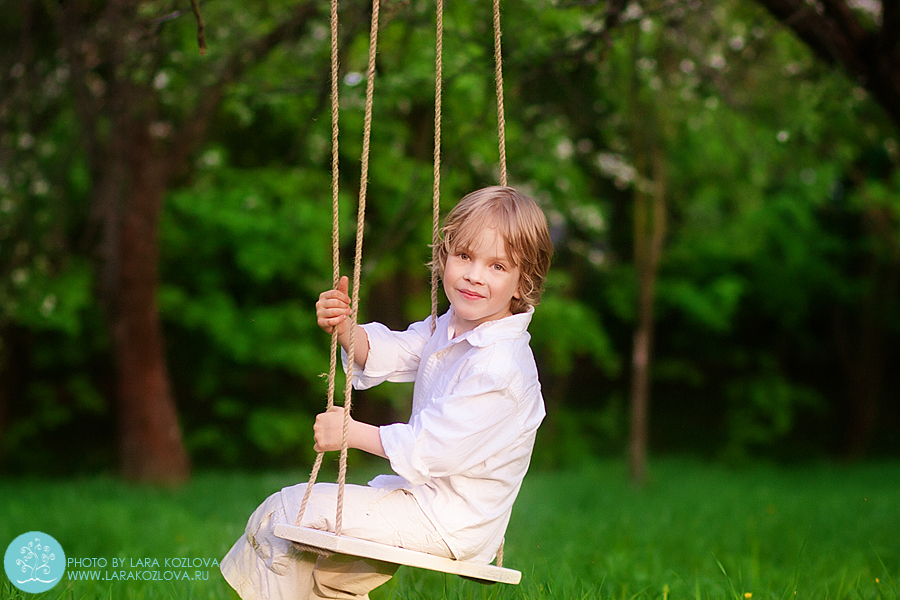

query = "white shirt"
[{"left": 347, "top": 307, "right": 545, "bottom": 563}]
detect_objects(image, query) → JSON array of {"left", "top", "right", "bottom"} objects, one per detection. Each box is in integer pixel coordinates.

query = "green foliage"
[
  {"left": 723, "top": 360, "right": 825, "bottom": 462},
  {"left": 3, "top": 259, "right": 93, "bottom": 337},
  {"left": 246, "top": 408, "right": 314, "bottom": 458},
  {"left": 159, "top": 165, "right": 342, "bottom": 467},
  {"left": 162, "top": 167, "right": 336, "bottom": 369},
  {"left": 530, "top": 285, "right": 620, "bottom": 379}
]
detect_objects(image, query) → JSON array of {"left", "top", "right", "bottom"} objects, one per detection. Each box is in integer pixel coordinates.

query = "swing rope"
[
  {"left": 432, "top": 0, "right": 507, "bottom": 326},
  {"left": 493, "top": 0, "right": 507, "bottom": 187},
  {"left": 339, "top": 0, "right": 381, "bottom": 535},
  {"left": 296, "top": 0, "right": 510, "bottom": 569},
  {"left": 294, "top": 0, "right": 341, "bottom": 539},
  {"left": 295, "top": 0, "right": 380, "bottom": 539},
  {"left": 491, "top": 0, "right": 507, "bottom": 566},
  {"left": 430, "top": 0, "right": 443, "bottom": 333}
]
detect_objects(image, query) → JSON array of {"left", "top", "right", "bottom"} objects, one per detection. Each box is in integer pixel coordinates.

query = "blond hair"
[{"left": 432, "top": 186, "right": 553, "bottom": 314}]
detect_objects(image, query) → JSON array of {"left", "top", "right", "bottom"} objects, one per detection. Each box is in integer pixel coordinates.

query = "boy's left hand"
[
  {"left": 312, "top": 406, "right": 387, "bottom": 458},
  {"left": 313, "top": 406, "right": 349, "bottom": 453}
]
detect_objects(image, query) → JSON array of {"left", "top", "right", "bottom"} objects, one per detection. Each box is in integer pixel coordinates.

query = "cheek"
[
  {"left": 442, "top": 262, "right": 464, "bottom": 290},
  {"left": 492, "top": 273, "right": 520, "bottom": 300},
  {"left": 509, "top": 273, "right": 523, "bottom": 299},
  {"left": 442, "top": 260, "right": 459, "bottom": 281}
]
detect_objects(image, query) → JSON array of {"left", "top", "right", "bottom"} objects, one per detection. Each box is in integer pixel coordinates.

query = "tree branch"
[
  {"left": 166, "top": 0, "right": 322, "bottom": 176},
  {"left": 755, "top": 0, "right": 861, "bottom": 70},
  {"left": 819, "top": 0, "right": 868, "bottom": 45},
  {"left": 190, "top": 0, "right": 206, "bottom": 55},
  {"left": 883, "top": 0, "right": 900, "bottom": 56},
  {"left": 755, "top": 0, "right": 900, "bottom": 130}
]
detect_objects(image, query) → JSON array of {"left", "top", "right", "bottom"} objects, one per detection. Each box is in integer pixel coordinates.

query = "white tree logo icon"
[
  {"left": 15, "top": 536, "right": 58, "bottom": 585},
  {"left": 4, "top": 531, "right": 65, "bottom": 593}
]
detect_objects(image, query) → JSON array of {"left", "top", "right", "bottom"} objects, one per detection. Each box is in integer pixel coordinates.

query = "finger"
[
  {"left": 322, "top": 291, "right": 350, "bottom": 308},
  {"left": 313, "top": 415, "right": 327, "bottom": 445},
  {"left": 319, "top": 294, "right": 351, "bottom": 312},
  {"left": 318, "top": 291, "right": 348, "bottom": 305},
  {"left": 326, "top": 297, "right": 351, "bottom": 310},
  {"left": 317, "top": 299, "right": 350, "bottom": 318},
  {"left": 337, "top": 275, "right": 349, "bottom": 296},
  {"left": 317, "top": 318, "right": 347, "bottom": 335},
  {"left": 318, "top": 316, "right": 347, "bottom": 334},
  {"left": 318, "top": 305, "right": 349, "bottom": 318}
]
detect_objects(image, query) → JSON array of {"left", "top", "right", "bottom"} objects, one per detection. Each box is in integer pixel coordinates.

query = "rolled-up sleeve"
[
  {"left": 342, "top": 321, "right": 431, "bottom": 389},
  {"left": 379, "top": 371, "right": 520, "bottom": 486}
]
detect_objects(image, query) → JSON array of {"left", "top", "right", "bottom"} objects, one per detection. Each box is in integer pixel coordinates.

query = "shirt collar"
[{"left": 441, "top": 306, "right": 534, "bottom": 348}]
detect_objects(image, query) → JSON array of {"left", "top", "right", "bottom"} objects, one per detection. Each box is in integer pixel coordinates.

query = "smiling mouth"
[{"left": 458, "top": 289, "right": 484, "bottom": 300}]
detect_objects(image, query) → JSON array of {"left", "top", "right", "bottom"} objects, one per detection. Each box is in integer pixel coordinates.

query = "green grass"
[{"left": 1, "top": 459, "right": 898, "bottom": 599}]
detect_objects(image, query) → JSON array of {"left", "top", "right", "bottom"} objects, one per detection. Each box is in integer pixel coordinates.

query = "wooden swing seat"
[{"left": 273, "top": 525, "right": 522, "bottom": 585}]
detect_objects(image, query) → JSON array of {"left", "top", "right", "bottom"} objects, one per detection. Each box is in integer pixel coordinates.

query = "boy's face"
[{"left": 443, "top": 225, "right": 521, "bottom": 337}]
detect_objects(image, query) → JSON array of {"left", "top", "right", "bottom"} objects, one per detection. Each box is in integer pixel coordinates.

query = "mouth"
[{"left": 458, "top": 289, "right": 484, "bottom": 301}]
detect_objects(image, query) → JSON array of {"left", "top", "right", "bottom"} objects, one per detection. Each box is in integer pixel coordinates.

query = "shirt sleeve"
[
  {"left": 379, "top": 369, "right": 522, "bottom": 486},
  {"left": 342, "top": 320, "right": 432, "bottom": 390}
]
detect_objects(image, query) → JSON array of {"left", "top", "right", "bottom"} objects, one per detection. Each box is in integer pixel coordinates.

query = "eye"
[
  {"left": 492, "top": 263, "right": 506, "bottom": 271},
  {"left": 457, "top": 252, "right": 470, "bottom": 260}
]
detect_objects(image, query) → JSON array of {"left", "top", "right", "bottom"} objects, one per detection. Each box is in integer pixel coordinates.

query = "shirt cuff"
[
  {"left": 341, "top": 322, "right": 399, "bottom": 390},
  {"left": 379, "top": 423, "right": 431, "bottom": 486}
]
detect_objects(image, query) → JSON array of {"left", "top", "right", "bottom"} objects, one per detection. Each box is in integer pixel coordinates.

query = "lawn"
[{"left": 1, "top": 458, "right": 898, "bottom": 599}]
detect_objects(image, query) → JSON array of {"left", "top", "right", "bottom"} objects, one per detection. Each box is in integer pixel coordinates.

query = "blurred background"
[{"left": 1, "top": 0, "right": 897, "bottom": 485}]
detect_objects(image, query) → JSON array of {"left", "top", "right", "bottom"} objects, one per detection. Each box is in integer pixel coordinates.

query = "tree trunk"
[
  {"left": 833, "top": 200, "right": 900, "bottom": 458},
  {"left": 0, "top": 330, "right": 9, "bottom": 467},
  {"left": 834, "top": 289, "right": 885, "bottom": 459},
  {"left": 629, "top": 325, "right": 651, "bottom": 484},
  {"left": 109, "top": 124, "right": 189, "bottom": 484},
  {"left": 629, "top": 143, "right": 667, "bottom": 486},
  {"left": 61, "top": 0, "right": 191, "bottom": 484}
]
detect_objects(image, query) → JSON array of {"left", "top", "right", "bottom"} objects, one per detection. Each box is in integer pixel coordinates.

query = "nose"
[{"left": 464, "top": 260, "right": 485, "bottom": 284}]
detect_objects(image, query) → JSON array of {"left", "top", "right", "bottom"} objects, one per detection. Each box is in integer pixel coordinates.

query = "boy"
[{"left": 222, "top": 186, "right": 553, "bottom": 599}]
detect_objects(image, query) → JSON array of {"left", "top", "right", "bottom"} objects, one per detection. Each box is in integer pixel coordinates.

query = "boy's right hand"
[{"left": 316, "top": 275, "right": 352, "bottom": 335}]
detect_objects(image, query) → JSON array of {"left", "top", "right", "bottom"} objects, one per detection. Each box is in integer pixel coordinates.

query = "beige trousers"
[{"left": 221, "top": 482, "right": 453, "bottom": 599}]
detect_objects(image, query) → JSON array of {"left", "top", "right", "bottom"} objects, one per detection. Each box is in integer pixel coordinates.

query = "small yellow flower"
[{"left": 744, "top": 593, "right": 752, "bottom": 599}]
